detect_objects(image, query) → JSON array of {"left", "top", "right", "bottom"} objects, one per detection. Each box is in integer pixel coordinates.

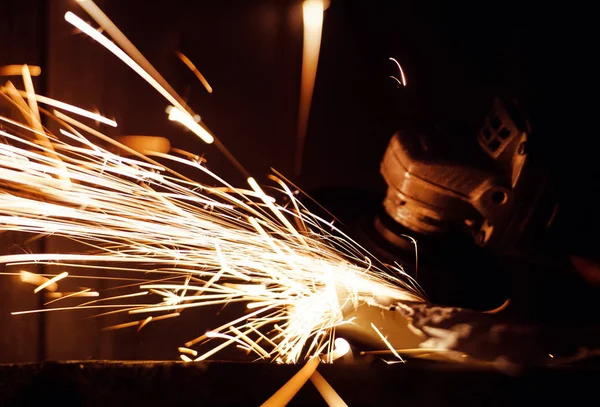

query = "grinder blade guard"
[{"left": 379, "top": 97, "right": 558, "bottom": 254}]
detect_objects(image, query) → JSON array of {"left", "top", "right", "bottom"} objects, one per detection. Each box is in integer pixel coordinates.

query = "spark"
[
  {"left": 261, "top": 357, "right": 320, "bottom": 407},
  {"left": 389, "top": 76, "right": 404, "bottom": 87},
  {"left": 19, "top": 271, "right": 58, "bottom": 292},
  {"left": 103, "top": 320, "right": 143, "bottom": 331},
  {"left": 137, "top": 316, "right": 153, "bottom": 331},
  {"left": 21, "top": 66, "right": 42, "bottom": 126},
  {"left": 176, "top": 51, "right": 213, "bottom": 94},
  {"left": 484, "top": 298, "right": 511, "bottom": 314},
  {"left": 64, "top": 11, "right": 213, "bottom": 144},
  {"left": 389, "top": 57, "right": 407, "bottom": 86},
  {"left": 44, "top": 289, "right": 98, "bottom": 305},
  {"left": 75, "top": 0, "right": 193, "bottom": 113},
  {"left": 370, "top": 322, "right": 404, "bottom": 362},
  {"left": 102, "top": 312, "right": 179, "bottom": 331},
  {"left": 178, "top": 347, "right": 198, "bottom": 357},
  {"left": 309, "top": 370, "right": 348, "bottom": 407},
  {"left": 166, "top": 106, "right": 214, "bottom": 144},
  {"left": 295, "top": 0, "right": 325, "bottom": 176},
  {"left": 4, "top": 87, "right": 117, "bottom": 127},
  {"left": 34, "top": 272, "right": 69, "bottom": 294}
]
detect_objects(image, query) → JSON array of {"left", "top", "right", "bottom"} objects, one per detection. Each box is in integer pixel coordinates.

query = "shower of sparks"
[{"left": 0, "top": 0, "right": 424, "bottom": 367}]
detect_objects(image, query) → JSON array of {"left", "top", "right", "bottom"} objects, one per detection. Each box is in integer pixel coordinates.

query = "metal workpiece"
[{"left": 338, "top": 298, "right": 600, "bottom": 369}]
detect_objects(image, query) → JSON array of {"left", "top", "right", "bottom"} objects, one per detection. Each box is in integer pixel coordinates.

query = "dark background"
[{"left": 1, "top": 0, "right": 596, "bottom": 363}]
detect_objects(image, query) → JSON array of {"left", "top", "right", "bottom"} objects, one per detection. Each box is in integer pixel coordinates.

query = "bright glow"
[
  {"left": 309, "top": 370, "right": 349, "bottom": 407},
  {"left": 20, "top": 271, "right": 58, "bottom": 292},
  {"left": 0, "top": 65, "right": 41, "bottom": 77},
  {"left": 166, "top": 106, "right": 214, "bottom": 144},
  {"left": 331, "top": 337, "right": 351, "bottom": 361},
  {"left": 295, "top": 0, "right": 325, "bottom": 176}
]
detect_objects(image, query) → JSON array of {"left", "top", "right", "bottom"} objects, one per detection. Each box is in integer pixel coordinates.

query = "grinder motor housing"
[{"left": 379, "top": 97, "right": 558, "bottom": 254}]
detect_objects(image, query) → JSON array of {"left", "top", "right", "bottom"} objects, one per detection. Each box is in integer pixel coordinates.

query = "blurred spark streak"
[
  {"left": 102, "top": 312, "right": 179, "bottom": 331},
  {"left": 176, "top": 51, "right": 213, "bottom": 93},
  {"left": 370, "top": 323, "right": 404, "bottom": 362},
  {"left": 114, "top": 135, "right": 171, "bottom": 155},
  {"left": 73, "top": 1, "right": 249, "bottom": 177},
  {"left": 166, "top": 106, "right": 214, "bottom": 144},
  {"left": 389, "top": 76, "right": 403, "bottom": 87},
  {"left": 309, "top": 370, "right": 348, "bottom": 407},
  {"left": 12, "top": 304, "right": 155, "bottom": 316},
  {"left": 5, "top": 87, "right": 117, "bottom": 127},
  {"left": 260, "top": 357, "right": 320, "bottom": 407},
  {"left": 63, "top": 12, "right": 212, "bottom": 143},
  {"left": 20, "top": 66, "right": 72, "bottom": 185},
  {"left": 20, "top": 271, "right": 58, "bottom": 292},
  {"left": 0, "top": 65, "right": 41, "bottom": 76},
  {"left": 75, "top": 0, "right": 194, "bottom": 113},
  {"left": 295, "top": 0, "right": 325, "bottom": 176},
  {"left": 137, "top": 316, "right": 153, "bottom": 331},
  {"left": 77, "top": 291, "right": 149, "bottom": 307},
  {"left": 103, "top": 320, "right": 141, "bottom": 331},
  {"left": 44, "top": 288, "right": 94, "bottom": 305},
  {"left": 34, "top": 272, "right": 68, "bottom": 293},
  {"left": 178, "top": 347, "right": 198, "bottom": 357},
  {"left": 45, "top": 291, "right": 100, "bottom": 299}
]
